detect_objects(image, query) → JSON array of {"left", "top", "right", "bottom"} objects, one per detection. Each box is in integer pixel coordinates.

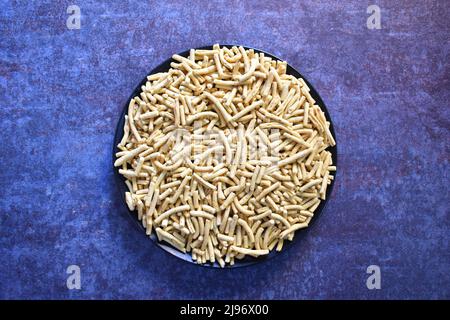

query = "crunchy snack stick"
[{"left": 115, "top": 44, "right": 336, "bottom": 266}]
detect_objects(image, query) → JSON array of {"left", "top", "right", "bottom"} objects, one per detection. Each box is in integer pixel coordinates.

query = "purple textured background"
[{"left": 0, "top": 0, "right": 449, "bottom": 299}]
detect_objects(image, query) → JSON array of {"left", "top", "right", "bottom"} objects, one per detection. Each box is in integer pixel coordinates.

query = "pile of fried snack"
[{"left": 115, "top": 44, "right": 336, "bottom": 266}]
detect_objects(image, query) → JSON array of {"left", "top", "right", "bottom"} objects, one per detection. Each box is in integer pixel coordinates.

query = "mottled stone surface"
[{"left": 0, "top": 0, "right": 449, "bottom": 299}]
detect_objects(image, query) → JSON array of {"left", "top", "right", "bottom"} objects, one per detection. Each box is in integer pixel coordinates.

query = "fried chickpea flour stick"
[{"left": 115, "top": 44, "right": 336, "bottom": 266}]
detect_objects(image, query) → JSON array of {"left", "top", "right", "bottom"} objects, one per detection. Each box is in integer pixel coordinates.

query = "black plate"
[{"left": 113, "top": 45, "right": 338, "bottom": 268}]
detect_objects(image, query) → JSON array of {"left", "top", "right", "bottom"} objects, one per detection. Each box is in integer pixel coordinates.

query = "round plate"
[{"left": 113, "top": 45, "right": 338, "bottom": 268}]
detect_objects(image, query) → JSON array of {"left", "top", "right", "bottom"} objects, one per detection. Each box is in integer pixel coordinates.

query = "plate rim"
[{"left": 112, "top": 44, "right": 338, "bottom": 268}]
